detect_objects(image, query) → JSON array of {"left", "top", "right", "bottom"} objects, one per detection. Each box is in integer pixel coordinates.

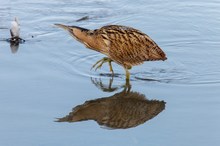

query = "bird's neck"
[{"left": 71, "top": 27, "right": 101, "bottom": 52}]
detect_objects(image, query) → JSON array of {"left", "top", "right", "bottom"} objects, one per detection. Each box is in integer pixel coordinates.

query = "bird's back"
[{"left": 93, "top": 25, "right": 167, "bottom": 68}]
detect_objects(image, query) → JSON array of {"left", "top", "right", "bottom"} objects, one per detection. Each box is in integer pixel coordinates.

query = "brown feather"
[
  {"left": 55, "top": 24, "right": 167, "bottom": 69},
  {"left": 57, "top": 91, "right": 166, "bottom": 129},
  {"left": 95, "top": 25, "right": 167, "bottom": 68}
]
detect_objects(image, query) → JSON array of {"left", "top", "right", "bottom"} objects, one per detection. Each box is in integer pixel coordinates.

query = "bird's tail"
[{"left": 152, "top": 45, "right": 167, "bottom": 61}]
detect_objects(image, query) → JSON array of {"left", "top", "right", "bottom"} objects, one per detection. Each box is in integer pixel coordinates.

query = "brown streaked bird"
[
  {"left": 57, "top": 91, "right": 166, "bottom": 129},
  {"left": 55, "top": 24, "right": 167, "bottom": 80}
]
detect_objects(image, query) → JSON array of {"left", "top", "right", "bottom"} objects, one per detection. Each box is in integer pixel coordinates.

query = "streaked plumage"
[
  {"left": 55, "top": 24, "right": 167, "bottom": 80},
  {"left": 57, "top": 91, "right": 165, "bottom": 129}
]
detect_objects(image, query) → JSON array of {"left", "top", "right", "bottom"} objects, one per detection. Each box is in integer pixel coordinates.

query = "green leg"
[
  {"left": 91, "top": 57, "right": 114, "bottom": 74},
  {"left": 124, "top": 76, "right": 131, "bottom": 92},
  {"left": 108, "top": 60, "right": 114, "bottom": 74},
  {"left": 125, "top": 68, "right": 130, "bottom": 81}
]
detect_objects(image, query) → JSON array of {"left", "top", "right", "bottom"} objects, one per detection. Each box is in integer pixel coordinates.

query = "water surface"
[{"left": 0, "top": 0, "right": 220, "bottom": 146}]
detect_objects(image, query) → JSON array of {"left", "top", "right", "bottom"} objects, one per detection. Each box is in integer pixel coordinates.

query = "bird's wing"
[{"left": 99, "top": 25, "right": 166, "bottom": 68}]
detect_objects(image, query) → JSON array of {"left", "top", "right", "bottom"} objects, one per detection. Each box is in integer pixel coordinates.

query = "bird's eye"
[{"left": 88, "top": 30, "right": 94, "bottom": 35}]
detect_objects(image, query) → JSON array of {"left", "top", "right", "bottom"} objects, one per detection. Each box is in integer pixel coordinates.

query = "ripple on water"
[
  {"left": 12, "top": 0, "right": 218, "bottom": 87},
  {"left": 66, "top": 52, "right": 103, "bottom": 78},
  {"left": 67, "top": 52, "right": 123, "bottom": 79},
  {"left": 60, "top": 48, "right": 220, "bottom": 86}
]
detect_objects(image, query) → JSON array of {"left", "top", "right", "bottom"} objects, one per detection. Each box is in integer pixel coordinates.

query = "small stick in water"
[{"left": 76, "top": 16, "right": 89, "bottom": 22}]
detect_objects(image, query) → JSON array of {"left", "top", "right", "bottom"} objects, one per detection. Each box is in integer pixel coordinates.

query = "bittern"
[
  {"left": 55, "top": 24, "right": 167, "bottom": 80},
  {"left": 57, "top": 90, "right": 165, "bottom": 129}
]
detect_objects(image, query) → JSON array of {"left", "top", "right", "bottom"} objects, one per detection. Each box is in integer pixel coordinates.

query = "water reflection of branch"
[{"left": 57, "top": 78, "right": 166, "bottom": 129}]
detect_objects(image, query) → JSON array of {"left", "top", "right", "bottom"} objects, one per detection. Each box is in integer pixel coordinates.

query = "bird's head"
[{"left": 55, "top": 24, "right": 91, "bottom": 43}]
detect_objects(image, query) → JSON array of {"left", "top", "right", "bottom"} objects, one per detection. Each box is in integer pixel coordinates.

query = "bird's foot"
[{"left": 91, "top": 57, "right": 114, "bottom": 74}]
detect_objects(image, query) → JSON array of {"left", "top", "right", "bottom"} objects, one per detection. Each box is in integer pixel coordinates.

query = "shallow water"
[{"left": 1, "top": 0, "right": 220, "bottom": 146}]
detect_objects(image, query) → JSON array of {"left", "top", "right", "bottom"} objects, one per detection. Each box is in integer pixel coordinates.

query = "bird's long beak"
[{"left": 54, "top": 24, "right": 70, "bottom": 31}]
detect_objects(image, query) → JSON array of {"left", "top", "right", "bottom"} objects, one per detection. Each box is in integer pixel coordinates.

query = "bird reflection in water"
[
  {"left": 9, "top": 42, "right": 20, "bottom": 53},
  {"left": 57, "top": 78, "right": 165, "bottom": 129}
]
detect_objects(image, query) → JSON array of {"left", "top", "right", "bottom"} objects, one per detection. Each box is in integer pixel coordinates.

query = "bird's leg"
[
  {"left": 123, "top": 77, "right": 131, "bottom": 93},
  {"left": 91, "top": 57, "right": 114, "bottom": 74},
  {"left": 108, "top": 60, "right": 114, "bottom": 74},
  {"left": 91, "top": 58, "right": 105, "bottom": 70},
  {"left": 125, "top": 68, "right": 130, "bottom": 81}
]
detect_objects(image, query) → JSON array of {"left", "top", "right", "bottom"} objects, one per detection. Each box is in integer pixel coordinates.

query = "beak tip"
[{"left": 54, "top": 23, "right": 69, "bottom": 30}]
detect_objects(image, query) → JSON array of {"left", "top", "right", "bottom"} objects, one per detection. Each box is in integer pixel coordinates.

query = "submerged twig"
[{"left": 76, "top": 16, "right": 90, "bottom": 22}]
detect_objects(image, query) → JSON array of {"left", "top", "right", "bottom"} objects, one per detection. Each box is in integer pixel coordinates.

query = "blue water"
[{"left": 1, "top": 0, "right": 220, "bottom": 146}]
